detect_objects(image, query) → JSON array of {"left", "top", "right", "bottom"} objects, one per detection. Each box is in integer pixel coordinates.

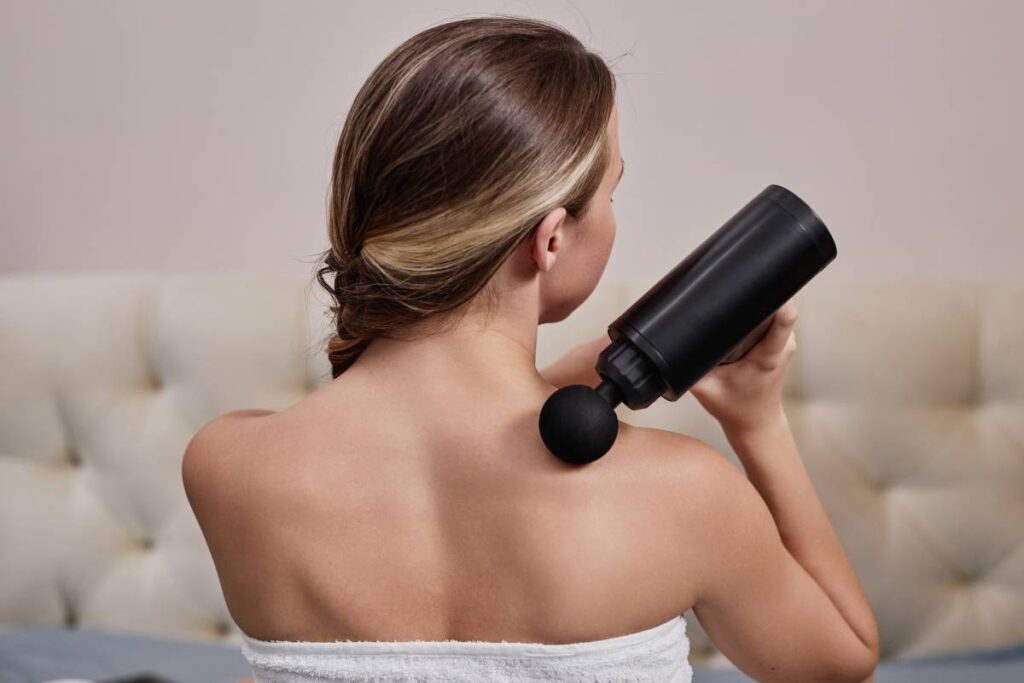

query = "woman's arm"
[
  {"left": 538, "top": 333, "right": 610, "bottom": 387},
  {"left": 724, "top": 411, "right": 881, "bottom": 672}
]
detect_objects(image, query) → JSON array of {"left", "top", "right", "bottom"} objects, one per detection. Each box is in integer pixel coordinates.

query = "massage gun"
[{"left": 538, "top": 184, "right": 837, "bottom": 464}]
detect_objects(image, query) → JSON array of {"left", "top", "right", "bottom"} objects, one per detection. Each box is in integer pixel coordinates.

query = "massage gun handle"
[{"left": 718, "top": 313, "right": 776, "bottom": 365}]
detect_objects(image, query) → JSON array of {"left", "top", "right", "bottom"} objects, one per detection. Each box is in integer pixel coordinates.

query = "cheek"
[
  {"left": 587, "top": 209, "right": 616, "bottom": 278},
  {"left": 575, "top": 203, "right": 616, "bottom": 275},
  {"left": 602, "top": 206, "right": 617, "bottom": 252}
]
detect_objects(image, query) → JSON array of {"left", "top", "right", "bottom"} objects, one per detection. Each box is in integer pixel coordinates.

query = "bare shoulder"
[
  {"left": 184, "top": 409, "right": 277, "bottom": 462},
  {"left": 181, "top": 409, "right": 277, "bottom": 509},
  {"left": 620, "top": 422, "right": 738, "bottom": 489},
  {"left": 626, "top": 423, "right": 761, "bottom": 528},
  {"left": 618, "top": 423, "right": 759, "bottom": 597}
]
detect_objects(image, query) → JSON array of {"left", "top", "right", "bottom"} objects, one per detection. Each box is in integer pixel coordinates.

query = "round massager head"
[{"left": 538, "top": 384, "right": 619, "bottom": 464}]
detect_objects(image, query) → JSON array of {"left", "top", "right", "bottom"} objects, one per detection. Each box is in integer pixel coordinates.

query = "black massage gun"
[{"left": 538, "top": 184, "right": 837, "bottom": 464}]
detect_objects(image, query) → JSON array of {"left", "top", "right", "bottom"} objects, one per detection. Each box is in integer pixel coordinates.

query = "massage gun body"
[{"left": 540, "top": 184, "right": 838, "bottom": 463}]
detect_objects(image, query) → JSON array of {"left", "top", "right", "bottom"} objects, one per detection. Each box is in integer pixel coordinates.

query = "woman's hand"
[
  {"left": 540, "top": 332, "right": 611, "bottom": 388},
  {"left": 688, "top": 299, "right": 799, "bottom": 435}
]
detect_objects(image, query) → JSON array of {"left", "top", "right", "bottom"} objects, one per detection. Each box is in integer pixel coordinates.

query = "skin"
[
  {"left": 185, "top": 101, "right": 712, "bottom": 645},
  {"left": 187, "top": 99, "right": 877, "bottom": 683}
]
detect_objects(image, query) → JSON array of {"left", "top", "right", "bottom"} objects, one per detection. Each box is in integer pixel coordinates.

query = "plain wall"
[{"left": 2, "top": 0, "right": 1022, "bottom": 289}]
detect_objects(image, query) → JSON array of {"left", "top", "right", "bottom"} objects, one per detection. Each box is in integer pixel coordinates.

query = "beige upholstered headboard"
[{"left": 1, "top": 271, "right": 1022, "bottom": 667}]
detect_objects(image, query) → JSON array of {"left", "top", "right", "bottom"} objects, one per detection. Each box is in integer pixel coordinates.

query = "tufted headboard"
[{"left": 1, "top": 271, "right": 1022, "bottom": 666}]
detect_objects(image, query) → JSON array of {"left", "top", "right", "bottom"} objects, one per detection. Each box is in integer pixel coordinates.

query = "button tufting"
[
  {"left": 863, "top": 476, "right": 888, "bottom": 494},
  {"left": 65, "top": 608, "right": 78, "bottom": 627},
  {"left": 66, "top": 448, "right": 82, "bottom": 467},
  {"left": 214, "top": 619, "right": 231, "bottom": 635},
  {"left": 948, "top": 570, "right": 977, "bottom": 588},
  {"left": 139, "top": 536, "right": 155, "bottom": 551}
]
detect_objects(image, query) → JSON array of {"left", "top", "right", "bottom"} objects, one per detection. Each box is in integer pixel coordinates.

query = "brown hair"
[{"left": 314, "top": 14, "right": 618, "bottom": 378}]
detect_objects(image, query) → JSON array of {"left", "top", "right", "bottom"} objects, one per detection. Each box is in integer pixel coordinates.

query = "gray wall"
[{"left": 2, "top": 0, "right": 1021, "bottom": 287}]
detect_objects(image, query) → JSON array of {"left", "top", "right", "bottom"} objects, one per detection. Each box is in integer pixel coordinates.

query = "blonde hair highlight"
[{"left": 314, "top": 14, "right": 618, "bottom": 378}]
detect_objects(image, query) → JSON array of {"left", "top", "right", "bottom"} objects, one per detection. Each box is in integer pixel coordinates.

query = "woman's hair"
[{"left": 314, "top": 14, "right": 618, "bottom": 378}]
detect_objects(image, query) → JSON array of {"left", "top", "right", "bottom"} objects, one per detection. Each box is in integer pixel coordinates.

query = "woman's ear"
[{"left": 532, "top": 207, "right": 568, "bottom": 273}]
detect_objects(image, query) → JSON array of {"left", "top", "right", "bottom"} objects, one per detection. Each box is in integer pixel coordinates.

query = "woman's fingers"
[{"left": 752, "top": 300, "right": 798, "bottom": 358}]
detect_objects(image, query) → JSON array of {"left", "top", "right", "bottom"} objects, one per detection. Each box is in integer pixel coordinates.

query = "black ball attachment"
[{"left": 538, "top": 384, "right": 619, "bottom": 465}]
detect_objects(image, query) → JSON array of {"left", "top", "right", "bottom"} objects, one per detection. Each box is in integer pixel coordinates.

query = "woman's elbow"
[{"left": 838, "top": 644, "right": 879, "bottom": 683}]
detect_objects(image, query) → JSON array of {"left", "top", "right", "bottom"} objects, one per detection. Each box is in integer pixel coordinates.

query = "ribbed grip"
[{"left": 595, "top": 340, "right": 666, "bottom": 410}]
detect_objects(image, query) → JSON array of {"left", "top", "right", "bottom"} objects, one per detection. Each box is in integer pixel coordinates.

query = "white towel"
[{"left": 239, "top": 614, "right": 692, "bottom": 682}]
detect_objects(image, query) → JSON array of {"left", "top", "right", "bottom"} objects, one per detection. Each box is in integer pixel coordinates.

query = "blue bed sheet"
[
  {"left": 0, "top": 627, "right": 249, "bottom": 683},
  {"left": 0, "top": 626, "right": 1022, "bottom": 683},
  {"left": 694, "top": 641, "right": 1024, "bottom": 682}
]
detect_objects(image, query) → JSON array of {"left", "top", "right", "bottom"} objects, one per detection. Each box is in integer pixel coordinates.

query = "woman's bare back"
[{"left": 185, "top": 364, "right": 711, "bottom": 646}]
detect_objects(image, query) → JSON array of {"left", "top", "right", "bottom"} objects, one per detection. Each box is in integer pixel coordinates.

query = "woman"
[{"left": 183, "top": 14, "right": 879, "bottom": 683}]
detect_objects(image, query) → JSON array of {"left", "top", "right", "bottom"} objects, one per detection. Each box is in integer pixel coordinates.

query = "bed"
[
  {"left": 1, "top": 271, "right": 1022, "bottom": 681},
  {"left": 1, "top": 625, "right": 1023, "bottom": 682}
]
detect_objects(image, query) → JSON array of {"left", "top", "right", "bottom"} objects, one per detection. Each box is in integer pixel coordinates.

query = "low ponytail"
[
  {"left": 313, "top": 15, "right": 617, "bottom": 379},
  {"left": 315, "top": 247, "right": 384, "bottom": 379}
]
